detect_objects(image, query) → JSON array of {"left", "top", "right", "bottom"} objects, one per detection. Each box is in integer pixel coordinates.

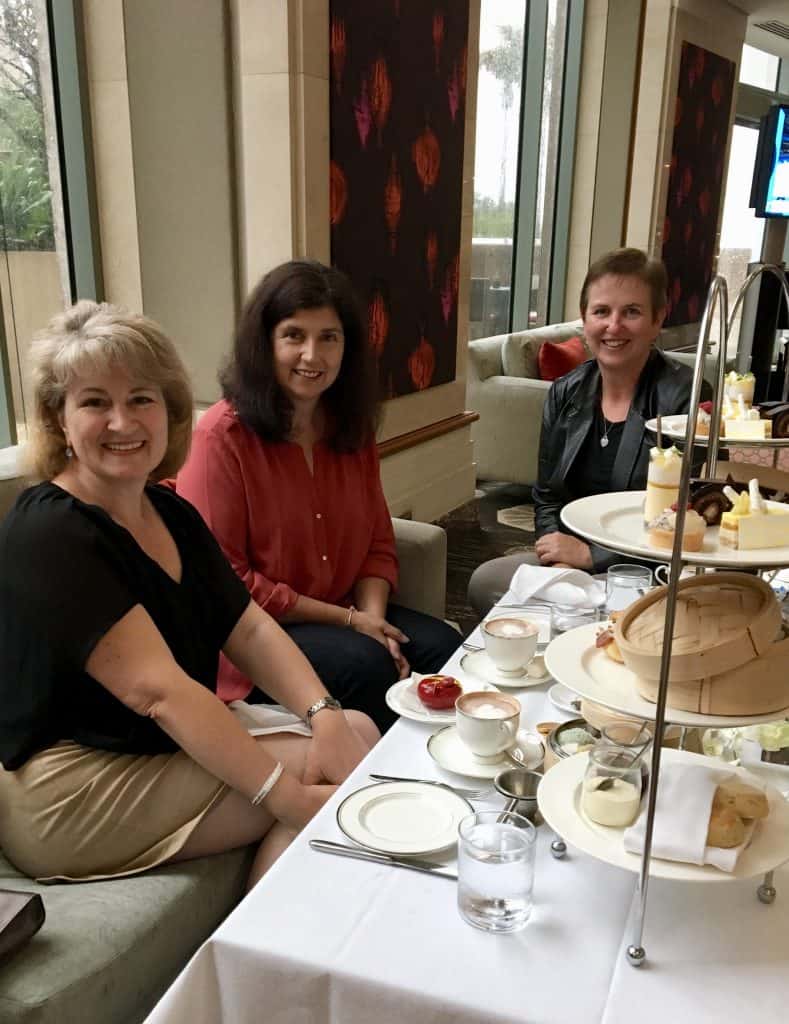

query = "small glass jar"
[
  {"left": 581, "top": 748, "right": 642, "bottom": 827},
  {"left": 598, "top": 720, "right": 652, "bottom": 793}
]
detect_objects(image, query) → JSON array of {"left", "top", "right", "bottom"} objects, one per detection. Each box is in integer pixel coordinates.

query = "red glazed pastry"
[{"left": 417, "top": 675, "right": 462, "bottom": 710}]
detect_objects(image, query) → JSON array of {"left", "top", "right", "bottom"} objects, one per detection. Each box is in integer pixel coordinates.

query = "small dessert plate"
[
  {"left": 336, "top": 781, "right": 472, "bottom": 856},
  {"left": 427, "top": 725, "right": 544, "bottom": 779},
  {"left": 460, "top": 649, "right": 551, "bottom": 689},
  {"left": 385, "top": 674, "right": 498, "bottom": 725},
  {"left": 548, "top": 682, "right": 582, "bottom": 716}
]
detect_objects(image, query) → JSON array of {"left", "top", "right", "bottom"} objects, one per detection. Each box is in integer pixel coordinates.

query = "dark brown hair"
[
  {"left": 580, "top": 248, "right": 668, "bottom": 320},
  {"left": 221, "top": 260, "right": 379, "bottom": 450}
]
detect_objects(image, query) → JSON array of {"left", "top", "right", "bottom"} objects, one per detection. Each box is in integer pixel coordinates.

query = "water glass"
[
  {"left": 549, "top": 602, "right": 599, "bottom": 638},
  {"left": 605, "top": 564, "right": 652, "bottom": 612},
  {"left": 457, "top": 810, "right": 536, "bottom": 933}
]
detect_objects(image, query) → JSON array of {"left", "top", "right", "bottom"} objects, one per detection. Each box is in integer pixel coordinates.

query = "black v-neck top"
[
  {"left": 0, "top": 482, "right": 250, "bottom": 769},
  {"left": 571, "top": 405, "right": 626, "bottom": 498}
]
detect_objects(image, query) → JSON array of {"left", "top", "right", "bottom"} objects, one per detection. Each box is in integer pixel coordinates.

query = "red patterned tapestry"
[
  {"left": 329, "top": 2, "right": 468, "bottom": 396},
  {"left": 661, "top": 42, "right": 735, "bottom": 327}
]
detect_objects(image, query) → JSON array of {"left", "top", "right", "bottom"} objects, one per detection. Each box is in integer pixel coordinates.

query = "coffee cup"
[
  {"left": 455, "top": 691, "right": 521, "bottom": 763},
  {"left": 481, "top": 616, "right": 539, "bottom": 675}
]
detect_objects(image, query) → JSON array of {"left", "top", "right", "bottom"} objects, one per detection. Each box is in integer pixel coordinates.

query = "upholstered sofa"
[
  {"left": 466, "top": 322, "right": 721, "bottom": 486},
  {"left": 0, "top": 443, "right": 448, "bottom": 1024}
]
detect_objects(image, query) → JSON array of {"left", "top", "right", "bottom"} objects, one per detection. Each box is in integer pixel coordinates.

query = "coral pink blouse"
[{"left": 176, "top": 400, "right": 399, "bottom": 700}]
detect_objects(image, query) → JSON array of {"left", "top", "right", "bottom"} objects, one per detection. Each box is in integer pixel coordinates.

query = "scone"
[
  {"left": 713, "top": 780, "right": 769, "bottom": 820},
  {"left": 706, "top": 806, "right": 746, "bottom": 849}
]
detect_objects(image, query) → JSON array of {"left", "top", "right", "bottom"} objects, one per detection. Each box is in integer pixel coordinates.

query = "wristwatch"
[{"left": 305, "top": 696, "right": 343, "bottom": 724}]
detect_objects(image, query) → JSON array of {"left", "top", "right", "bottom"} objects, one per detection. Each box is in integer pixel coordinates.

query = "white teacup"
[
  {"left": 455, "top": 691, "right": 521, "bottom": 763},
  {"left": 481, "top": 616, "right": 539, "bottom": 675}
]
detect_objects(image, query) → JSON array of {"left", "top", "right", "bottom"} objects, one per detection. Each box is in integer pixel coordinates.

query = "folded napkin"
[
  {"left": 623, "top": 763, "right": 761, "bottom": 872},
  {"left": 228, "top": 701, "right": 311, "bottom": 738},
  {"left": 503, "top": 565, "right": 606, "bottom": 609}
]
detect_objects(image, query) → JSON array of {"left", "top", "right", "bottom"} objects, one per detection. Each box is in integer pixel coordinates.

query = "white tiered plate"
[
  {"left": 561, "top": 490, "right": 789, "bottom": 567},
  {"left": 537, "top": 748, "right": 789, "bottom": 881},
  {"left": 645, "top": 414, "right": 789, "bottom": 448},
  {"left": 543, "top": 623, "right": 789, "bottom": 728}
]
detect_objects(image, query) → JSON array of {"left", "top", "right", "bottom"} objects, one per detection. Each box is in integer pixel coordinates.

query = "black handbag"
[{"left": 0, "top": 890, "right": 45, "bottom": 962}]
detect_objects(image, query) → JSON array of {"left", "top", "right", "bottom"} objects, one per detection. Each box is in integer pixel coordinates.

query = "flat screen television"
[{"left": 750, "top": 103, "right": 789, "bottom": 218}]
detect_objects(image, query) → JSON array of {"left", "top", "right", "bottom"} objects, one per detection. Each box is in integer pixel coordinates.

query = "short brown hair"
[
  {"left": 28, "top": 300, "right": 193, "bottom": 481},
  {"left": 580, "top": 248, "right": 668, "bottom": 320}
]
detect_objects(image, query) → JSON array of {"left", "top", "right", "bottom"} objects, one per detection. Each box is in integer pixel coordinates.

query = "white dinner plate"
[
  {"left": 544, "top": 623, "right": 789, "bottom": 728},
  {"left": 336, "top": 781, "right": 472, "bottom": 856},
  {"left": 460, "top": 650, "right": 551, "bottom": 690},
  {"left": 561, "top": 490, "right": 789, "bottom": 568},
  {"left": 537, "top": 748, "right": 789, "bottom": 882},
  {"left": 385, "top": 674, "right": 498, "bottom": 725},
  {"left": 426, "top": 724, "right": 545, "bottom": 779},
  {"left": 548, "top": 682, "right": 583, "bottom": 716},
  {"left": 645, "top": 414, "right": 789, "bottom": 449}
]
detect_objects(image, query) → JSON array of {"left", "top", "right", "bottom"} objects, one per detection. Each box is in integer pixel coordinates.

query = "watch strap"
[{"left": 305, "top": 696, "right": 342, "bottom": 723}]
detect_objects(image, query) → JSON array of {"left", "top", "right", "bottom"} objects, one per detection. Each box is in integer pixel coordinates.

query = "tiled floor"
[{"left": 438, "top": 482, "right": 535, "bottom": 636}]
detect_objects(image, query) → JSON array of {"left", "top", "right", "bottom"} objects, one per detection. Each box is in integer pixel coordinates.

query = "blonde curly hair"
[{"left": 28, "top": 300, "right": 193, "bottom": 481}]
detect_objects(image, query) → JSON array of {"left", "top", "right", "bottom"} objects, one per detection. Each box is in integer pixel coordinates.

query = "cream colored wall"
[{"left": 82, "top": 0, "right": 479, "bottom": 521}]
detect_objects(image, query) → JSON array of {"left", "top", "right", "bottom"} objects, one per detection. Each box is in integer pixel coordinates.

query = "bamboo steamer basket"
[{"left": 613, "top": 573, "right": 789, "bottom": 715}]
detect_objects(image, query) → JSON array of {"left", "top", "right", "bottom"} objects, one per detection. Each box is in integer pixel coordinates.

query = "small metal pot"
[{"left": 493, "top": 767, "right": 543, "bottom": 822}]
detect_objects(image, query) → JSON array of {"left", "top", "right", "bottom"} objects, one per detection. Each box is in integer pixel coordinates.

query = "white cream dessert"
[
  {"left": 719, "top": 479, "right": 789, "bottom": 550},
  {"left": 643, "top": 445, "right": 682, "bottom": 523},
  {"left": 724, "top": 370, "right": 755, "bottom": 405},
  {"left": 723, "top": 395, "right": 772, "bottom": 440},
  {"left": 582, "top": 776, "right": 641, "bottom": 827}
]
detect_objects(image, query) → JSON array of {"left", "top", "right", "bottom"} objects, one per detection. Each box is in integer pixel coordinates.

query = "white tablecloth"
[{"left": 146, "top": 620, "right": 789, "bottom": 1024}]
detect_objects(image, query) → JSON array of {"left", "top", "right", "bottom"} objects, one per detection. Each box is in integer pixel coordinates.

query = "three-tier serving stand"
[{"left": 553, "top": 265, "right": 789, "bottom": 968}]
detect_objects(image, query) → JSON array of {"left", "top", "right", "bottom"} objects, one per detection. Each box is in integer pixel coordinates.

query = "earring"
[{"left": 65, "top": 444, "right": 73, "bottom": 458}]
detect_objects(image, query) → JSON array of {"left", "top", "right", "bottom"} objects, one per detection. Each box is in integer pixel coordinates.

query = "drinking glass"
[
  {"left": 549, "top": 603, "right": 600, "bottom": 638},
  {"left": 457, "top": 810, "right": 536, "bottom": 933},
  {"left": 605, "top": 564, "right": 653, "bottom": 612}
]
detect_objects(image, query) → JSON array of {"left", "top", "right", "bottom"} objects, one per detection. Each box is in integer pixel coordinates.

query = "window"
[
  {"left": 739, "top": 44, "right": 778, "bottom": 92},
  {"left": 468, "top": 1, "right": 583, "bottom": 341},
  {"left": 469, "top": 1, "right": 526, "bottom": 341},
  {"left": 0, "top": 0, "right": 86, "bottom": 446}
]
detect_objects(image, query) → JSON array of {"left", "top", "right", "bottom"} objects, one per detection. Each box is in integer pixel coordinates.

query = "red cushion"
[{"left": 537, "top": 336, "right": 587, "bottom": 381}]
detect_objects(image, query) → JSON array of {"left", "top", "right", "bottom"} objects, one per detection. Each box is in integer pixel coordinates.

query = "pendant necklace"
[{"left": 600, "top": 410, "right": 612, "bottom": 448}]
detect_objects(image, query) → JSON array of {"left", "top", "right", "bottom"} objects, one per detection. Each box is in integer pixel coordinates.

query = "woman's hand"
[
  {"left": 384, "top": 636, "right": 411, "bottom": 679},
  {"left": 352, "top": 610, "right": 409, "bottom": 651},
  {"left": 266, "top": 773, "right": 338, "bottom": 832},
  {"left": 302, "top": 708, "right": 372, "bottom": 786},
  {"left": 534, "top": 532, "right": 593, "bottom": 569}
]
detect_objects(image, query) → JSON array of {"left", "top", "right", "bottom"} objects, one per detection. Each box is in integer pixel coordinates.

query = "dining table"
[{"left": 144, "top": 604, "right": 789, "bottom": 1024}]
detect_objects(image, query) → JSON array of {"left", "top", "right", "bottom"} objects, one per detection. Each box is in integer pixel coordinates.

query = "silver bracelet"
[{"left": 250, "top": 761, "right": 284, "bottom": 806}]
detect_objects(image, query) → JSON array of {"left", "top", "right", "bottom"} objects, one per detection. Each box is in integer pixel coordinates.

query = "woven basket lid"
[{"left": 614, "top": 572, "right": 781, "bottom": 683}]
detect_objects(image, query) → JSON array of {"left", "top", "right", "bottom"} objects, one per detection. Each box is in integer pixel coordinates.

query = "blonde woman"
[{"left": 0, "top": 301, "right": 377, "bottom": 886}]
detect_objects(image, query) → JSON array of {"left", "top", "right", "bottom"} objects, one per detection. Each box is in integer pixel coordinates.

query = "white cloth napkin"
[
  {"left": 503, "top": 565, "right": 605, "bottom": 608},
  {"left": 623, "top": 763, "right": 761, "bottom": 872},
  {"left": 228, "top": 700, "right": 312, "bottom": 738}
]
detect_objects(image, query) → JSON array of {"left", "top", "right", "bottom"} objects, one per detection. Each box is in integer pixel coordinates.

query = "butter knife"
[
  {"left": 368, "top": 773, "right": 488, "bottom": 799},
  {"left": 309, "top": 839, "right": 458, "bottom": 880}
]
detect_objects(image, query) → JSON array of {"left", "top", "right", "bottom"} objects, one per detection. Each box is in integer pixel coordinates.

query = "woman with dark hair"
[
  {"left": 468, "top": 247, "right": 711, "bottom": 617},
  {"left": 177, "top": 260, "right": 459, "bottom": 730}
]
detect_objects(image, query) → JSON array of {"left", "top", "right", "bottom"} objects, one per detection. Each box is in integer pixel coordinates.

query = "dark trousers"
[{"left": 250, "top": 605, "right": 460, "bottom": 732}]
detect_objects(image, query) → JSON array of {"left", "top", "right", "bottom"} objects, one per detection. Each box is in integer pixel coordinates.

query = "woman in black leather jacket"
[{"left": 468, "top": 247, "right": 709, "bottom": 617}]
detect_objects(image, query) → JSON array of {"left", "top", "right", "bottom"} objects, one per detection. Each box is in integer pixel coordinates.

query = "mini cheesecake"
[
  {"left": 719, "top": 480, "right": 789, "bottom": 550},
  {"left": 646, "top": 506, "right": 706, "bottom": 551},
  {"left": 722, "top": 395, "right": 772, "bottom": 440}
]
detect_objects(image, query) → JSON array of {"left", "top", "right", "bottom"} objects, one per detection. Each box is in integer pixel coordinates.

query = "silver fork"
[{"left": 368, "top": 773, "right": 492, "bottom": 799}]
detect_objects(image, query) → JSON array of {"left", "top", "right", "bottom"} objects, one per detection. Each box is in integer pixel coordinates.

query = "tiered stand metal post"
[{"left": 627, "top": 264, "right": 789, "bottom": 968}]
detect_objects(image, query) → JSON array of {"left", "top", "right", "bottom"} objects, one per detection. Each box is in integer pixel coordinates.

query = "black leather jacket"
[{"left": 532, "top": 349, "right": 710, "bottom": 572}]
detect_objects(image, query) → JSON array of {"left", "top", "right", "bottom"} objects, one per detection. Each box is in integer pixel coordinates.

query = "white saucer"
[
  {"left": 548, "top": 683, "right": 582, "bottom": 716},
  {"left": 384, "top": 674, "right": 498, "bottom": 725},
  {"left": 426, "top": 725, "right": 545, "bottom": 779},
  {"left": 460, "top": 649, "right": 551, "bottom": 689},
  {"left": 336, "top": 781, "right": 472, "bottom": 855}
]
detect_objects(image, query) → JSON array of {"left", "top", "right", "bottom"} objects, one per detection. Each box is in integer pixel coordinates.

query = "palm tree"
[{"left": 480, "top": 24, "right": 523, "bottom": 208}]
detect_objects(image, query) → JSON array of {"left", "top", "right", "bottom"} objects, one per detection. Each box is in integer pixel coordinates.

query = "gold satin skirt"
[{"left": 0, "top": 741, "right": 227, "bottom": 882}]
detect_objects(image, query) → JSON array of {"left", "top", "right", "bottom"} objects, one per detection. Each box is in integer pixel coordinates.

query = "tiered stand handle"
[
  {"left": 628, "top": 265, "right": 789, "bottom": 967},
  {"left": 626, "top": 274, "right": 729, "bottom": 967}
]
